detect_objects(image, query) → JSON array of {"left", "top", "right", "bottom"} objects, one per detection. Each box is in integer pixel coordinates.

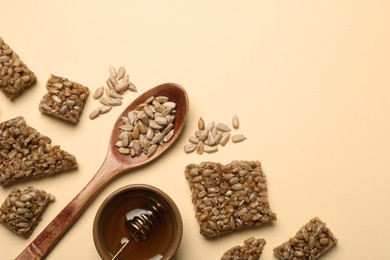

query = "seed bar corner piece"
[
  {"left": 184, "top": 160, "right": 277, "bottom": 238},
  {"left": 0, "top": 116, "right": 78, "bottom": 186},
  {"left": 221, "top": 237, "right": 266, "bottom": 260},
  {"left": 0, "top": 37, "right": 37, "bottom": 100},
  {"left": 273, "top": 217, "right": 338, "bottom": 260},
  {"left": 0, "top": 186, "right": 55, "bottom": 238},
  {"left": 39, "top": 74, "right": 90, "bottom": 124}
]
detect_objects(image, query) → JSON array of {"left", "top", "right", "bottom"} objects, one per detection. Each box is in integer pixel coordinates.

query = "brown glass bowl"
[{"left": 93, "top": 184, "right": 183, "bottom": 260}]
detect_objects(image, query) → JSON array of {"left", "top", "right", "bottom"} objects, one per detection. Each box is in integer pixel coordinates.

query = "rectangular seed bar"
[
  {"left": 0, "top": 186, "right": 55, "bottom": 238},
  {"left": 39, "top": 74, "right": 90, "bottom": 124},
  {"left": 0, "top": 37, "right": 37, "bottom": 100},
  {"left": 0, "top": 116, "right": 78, "bottom": 186},
  {"left": 273, "top": 217, "right": 338, "bottom": 259},
  {"left": 185, "top": 160, "right": 277, "bottom": 238}
]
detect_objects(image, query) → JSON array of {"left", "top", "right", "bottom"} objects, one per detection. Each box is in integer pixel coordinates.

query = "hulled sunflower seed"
[
  {"left": 89, "top": 109, "right": 100, "bottom": 119},
  {"left": 220, "top": 132, "right": 230, "bottom": 146},
  {"left": 184, "top": 144, "right": 197, "bottom": 153},
  {"left": 163, "top": 129, "right": 174, "bottom": 142},
  {"left": 114, "top": 82, "right": 130, "bottom": 93},
  {"left": 147, "top": 144, "right": 158, "bottom": 157},
  {"left": 232, "top": 114, "right": 239, "bottom": 129},
  {"left": 155, "top": 96, "right": 169, "bottom": 103},
  {"left": 128, "top": 82, "right": 137, "bottom": 92},
  {"left": 118, "top": 147, "right": 131, "bottom": 155},
  {"left": 232, "top": 134, "right": 246, "bottom": 143},
  {"left": 99, "top": 105, "right": 112, "bottom": 114},
  {"left": 109, "top": 76, "right": 118, "bottom": 87},
  {"left": 99, "top": 96, "right": 110, "bottom": 106},
  {"left": 108, "top": 98, "right": 122, "bottom": 106},
  {"left": 189, "top": 136, "right": 200, "bottom": 144},
  {"left": 196, "top": 142, "right": 204, "bottom": 154},
  {"left": 162, "top": 101, "right": 176, "bottom": 109},
  {"left": 149, "top": 121, "right": 163, "bottom": 130},
  {"left": 108, "top": 89, "right": 123, "bottom": 99},
  {"left": 109, "top": 65, "right": 117, "bottom": 78},
  {"left": 93, "top": 86, "right": 104, "bottom": 99},
  {"left": 206, "top": 131, "right": 216, "bottom": 146},
  {"left": 204, "top": 145, "right": 218, "bottom": 153},
  {"left": 198, "top": 130, "right": 209, "bottom": 142},
  {"left": 116, "top": 67, "right": 126, "bottom": 80},
  {"left": 217, "top": 123, "right": 231, "bottom": 132},
  {"left": 198, "top": 117, "right": 205, "bottom": 130},
  {"left": 206, "top": 121, "right": 215, "bottom": 131}
]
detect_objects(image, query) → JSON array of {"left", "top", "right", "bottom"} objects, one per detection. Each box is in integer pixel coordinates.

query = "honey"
[{"left": 97, "top": 189, "right": 177, "bottom": 260}]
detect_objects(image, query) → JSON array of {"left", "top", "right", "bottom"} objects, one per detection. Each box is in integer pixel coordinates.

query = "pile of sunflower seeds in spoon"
[
  {"left": 115, "top": 96, "right": 176, "bottom": 157},
  {"left": 184, "top": 115, "right": 246, "bottom": 154},
  {"left": 89, "top": 65, "right": 137, "bottom": 119}
]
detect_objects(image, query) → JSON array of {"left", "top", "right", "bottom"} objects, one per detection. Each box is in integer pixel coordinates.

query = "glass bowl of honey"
[{"left": 93, "top": 184, "right": 183, "bottom": 260}]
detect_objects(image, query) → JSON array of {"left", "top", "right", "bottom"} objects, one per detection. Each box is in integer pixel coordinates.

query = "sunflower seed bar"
[
  {"left": 0, "top": 116, "right": 78, "bottom": 186},
  {"left": 221, "top": 237, "right": 266, "bottom": 260},
  {"left": 273, "top": 217, "right": 338, "bottom": 259},
  {"left": 0, "top": 37, "right": 37, "bottom": 100},
  {"left": 185, "top": 160, "right": 277, "bottom": 238},
  {"left": 0, "top": 186, "right": 55, "bottom": 238},
  {"left": 39, "top": 74, "right": 90, "bottom": 124}
]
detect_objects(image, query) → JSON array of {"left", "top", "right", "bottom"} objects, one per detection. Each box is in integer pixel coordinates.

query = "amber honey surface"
[{"left": 99, "top": 191, "right": 175, "bottom": 259}]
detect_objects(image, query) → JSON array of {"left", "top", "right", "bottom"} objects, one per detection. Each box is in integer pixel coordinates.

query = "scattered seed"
[
  {"left": 204, "top": 145, "right": 218, "bottom": 153},
  {"left": 116, "top": 67, "right": 126, "bottom": 80},
  {"left": 128, "top": 82, "right": 137, "bottom": 92},
  {"left": 99, "top": 96, "right": 110, "bottom": 106},
  {"left": 232, "top": 134, "right": 246, "bottom": 143},
  {"left": 89, "top": 109, "right": 100, "bottom": 119},
  {"left": 183, "top": 115, "right": 246, "bottom": 154},
  {"left": 206, "top": 121, "right": 215, "bottom": 131},
  {"left": 217, "top": 123, "right": 231, "bottom": 132},
  {"left": 232, "top": 114, "right": 239, "bottom": 129},
  {"left": 90, "top": 65, "right": 137, "bottom": 120},
  {"left": 196, "top": 142, "right": 204, "bottom": 154},
  {"left": 93, "top": 86, "right": 104, "bottom": 99},
  {"left": 109, "top": 65, "right": 117, "bottom": 78},
  {"left": 184, "top": 144, "right": 197, "bottom": 153},
  {"left": 109, "top": 98, "right": 122, "bottom": 106},
  {"left": 189, "top": 136, "right": 200, "bottom": 144},
  {"left": 108, "top": 89, "right": 123, "bottom": 99},
  {"left": 220, "top": 132, "right": 230, "bottom": 146},
  {"left": 198, "top": 117, "right": 205, "bottom": 130},
  {"left": 114, "top": 82, "right": 130, "bottom": 93},
  {"left": 109, "top": 76, "right": 118, "bottom": 87},
  {"left": 198, "top": 130, "right": 209, "bottom": 142}
]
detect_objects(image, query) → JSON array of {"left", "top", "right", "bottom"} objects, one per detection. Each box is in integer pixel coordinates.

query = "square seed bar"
[
  {"left": 273, "top": 217, "right": 338, "bottom": 259},
  {"left": 185, "top": 160, "right": 277, "bottom": 238},
  {"left": 39, "top": 74, "right": 90, "bottom": 124},
  {"left": 0, "top": 186, "right": 55, "bottom": 238},
  {"left": 221, "top": 237, "right": 266, "bottom": 260},
  {"left": 0, "top": 116, "right": 78, "bottom": 186},
  {"left": 0, "top": 37, "right": 37, "bottom": 100}
]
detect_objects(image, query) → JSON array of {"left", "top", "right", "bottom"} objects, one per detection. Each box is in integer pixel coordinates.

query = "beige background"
[{"left": 1, "top": 1, "right": 390, "bottom": 259}]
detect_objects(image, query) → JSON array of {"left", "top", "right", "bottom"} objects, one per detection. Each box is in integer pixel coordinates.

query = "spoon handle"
[{"left": 15, "top": 153, "right": 123, "bottom": 260}]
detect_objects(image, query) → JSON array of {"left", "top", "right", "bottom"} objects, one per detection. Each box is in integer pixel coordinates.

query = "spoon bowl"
[
  {"left": 109, "top": 82, "right": 188, "bottom": 169},
  {"left": 16, "top": 83, "right": 189, "bottom": 260}
]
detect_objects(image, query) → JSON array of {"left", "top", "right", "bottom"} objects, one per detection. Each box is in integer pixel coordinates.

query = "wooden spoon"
[{"left": 16, "top": 83, "right": 189, "bottom": 260}]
